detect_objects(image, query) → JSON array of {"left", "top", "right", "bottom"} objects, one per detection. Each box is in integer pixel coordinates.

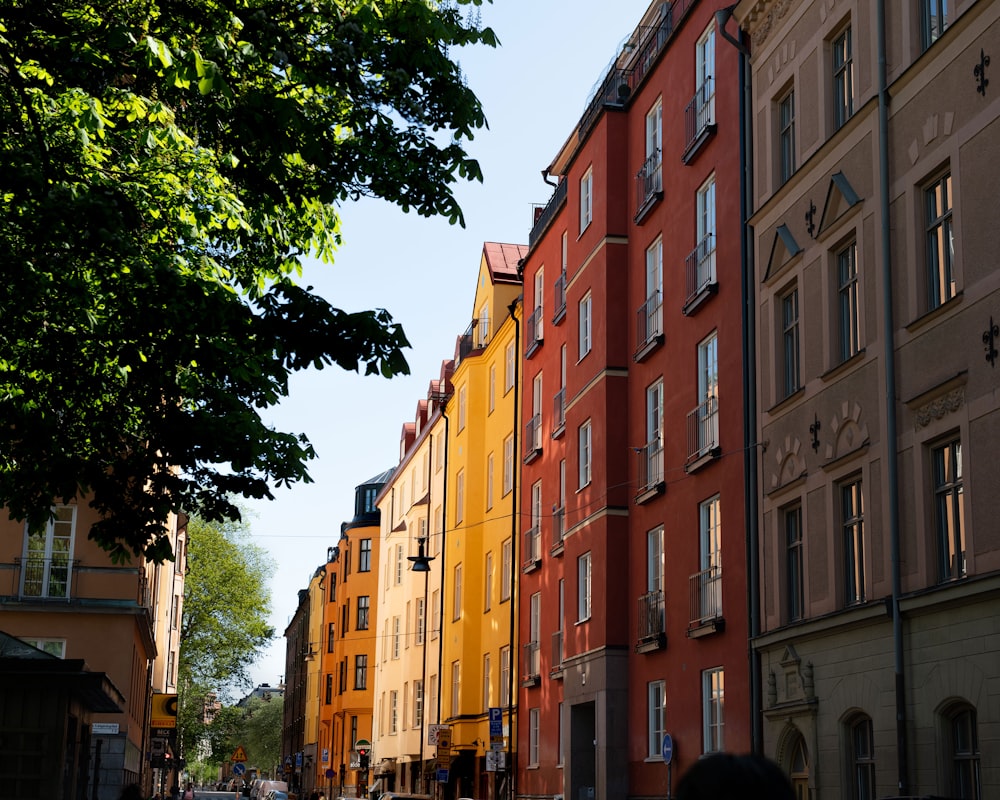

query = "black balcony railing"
[
  {"left": 523, "top": 640, "right": 540, "bottom": 678},
  {"left": 689, "top": 566, "right": 722, "bottom": 625},
  {"left": 685, "top": 234, "right": 716, "bottom": 304},
  {"left": 455, "top": 319, "right": 476, "bottom": 367},
  {"left": 686, "top": 396, "right": 719, "bottom": 462},
  {"left": 528, "top": 179, "right": 567, "bottom": 248},
  {"left": 637, "top": 437, "right": 664, "bottom": 496},
  {"left": 551, "top": 630, "right": 563, "bottom": 671},
  {"left": 524, "top": 414, "right": 542, "bottom": 460},
  {"left": 635, "top": 148, "right": 663, "bottom": 213},
  {"left": 683, "top": 77, "right": 716, "bottom": 156},
  {"left": 638, "top": 589, "right": 665, "bottom": 640},
  {"left": 553, "top": 388, "right": 566, "bottom": 435},
  {"left": 553, "top": 272, "right": 567, "bottom": 322},
  {"left": 636, "top": 290, "right": 663, "bottom": 353},
  {"left": 523, "top": 527, "right": 540, "bottom": 568},
  {"left": 551, "top": 505, "right": 565, "bottom": 549},
  {"left": 526, "top": 306, "right": 543, "bottom": 354},
  {"left": 474, "top": 316, "right": 492, "bottom": 350}
]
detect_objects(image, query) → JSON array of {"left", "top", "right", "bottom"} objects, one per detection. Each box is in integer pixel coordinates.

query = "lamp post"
[{"left": 408, "top": 536, "right": 434, "bottom": 793}]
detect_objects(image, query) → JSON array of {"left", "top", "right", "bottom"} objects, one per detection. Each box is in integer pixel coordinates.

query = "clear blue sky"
[{"left": 244, "top": 0, "right": 655, "bottom": 689}]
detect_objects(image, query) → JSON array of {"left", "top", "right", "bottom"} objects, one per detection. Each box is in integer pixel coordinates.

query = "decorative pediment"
[
  {"left": 770, "top": 434, "right": 806, "bottom": 492},
  {"left": 768, "top": 646, "right": 816, "bottom": 708},
  {"left": 764, "top": 224, "right": 803, "bottom": 281},
  {"left": 825, "top": 400, "right": 871, "bottom": 462},
  {"left": 817, "top": 171, "right": 862, "bottom": 236}
]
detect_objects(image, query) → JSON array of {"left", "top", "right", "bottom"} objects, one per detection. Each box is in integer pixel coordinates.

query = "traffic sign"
[
  {"left": 232, "top": 745, "right": 248, "bottom": 763},
  {"left": 661, "top": 733, "right": 674, "bottom": 765},
  {"left": 326, "top": 769, "right": 335, "bottom": 780},
  {"left": 233, "top": 763, "right": 246, "bottom": 777},
  {"left": 489, "top": 707, "right": 504, "bottom": 750},
  {"left": 354, "top": 738, "right": 371, "bottom": 755}
]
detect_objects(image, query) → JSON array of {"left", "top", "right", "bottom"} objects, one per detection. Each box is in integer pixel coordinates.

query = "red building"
[{"left": 517, "top": 2, "right": 749, "bottom": 798}]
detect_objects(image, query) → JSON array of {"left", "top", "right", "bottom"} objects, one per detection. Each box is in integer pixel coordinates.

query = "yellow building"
[{"left": 439, "top": 242, "right": 524, "bottom": 800}]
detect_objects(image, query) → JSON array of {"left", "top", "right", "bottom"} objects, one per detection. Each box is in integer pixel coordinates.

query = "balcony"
[
  {"left": 454, "top": 319, "right": 476, "bottom": 367},
  {"left": 686, "top": 397, "right": 720, "bottom": 471},
  {"left": 529, "top": 178, "right": 567, "bottom": 248},
  {"left": 526, "top": 306, "right": 544, "bottom": 358},
  {"left": 473, "top": 315, "right": 491, "bottom": 349},
  {"left": 636, "top": 590, "right": 666, "bottom": 653},
  {"left": 523, "top": 527, "right": 541, "bottom": 572},
  {"left": 550, "top": 630, "right": 564, "bottom": 677},
  {"left": 552, "top": 388, "right": 566, "bottom": 439},
  {"left": 635, "top": 437, "right": 665, "bottom": 504},
  {"left": 553, "top": 271, "right": 567, "bottom": 324},
  {"left": 522, "top": 641, "right": 541, "bottom": 686},
  {"left": 688, "top": 566, "right": 724, "bottom": 637},
  {"left": 524, "top": 414, "right": 542, "bottom": 463},
  {"left": 682, "top": 78, "right": 716, "bottom": 163},
  {"left": 634, "top": 290, "right": 664, "bottom": 362},
  {"left": 634, "top": 149, "right": 663, "bottom": 223},
  {"left": 550, "top": 506, "right": 565, "bottom": 554},
  {"left": 683, "top": 234, "right": 717, "bottom": 315}
]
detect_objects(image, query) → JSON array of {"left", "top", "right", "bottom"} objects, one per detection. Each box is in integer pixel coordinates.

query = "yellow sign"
[
  {"left": 150, "top": 694, "right": 178, "bottom": 729},
  {"left": 232, "top": 745, "right": 248, "bottom": 763},
  {"left": 436, "top": 729, "right": 451, "bottom": 760}
]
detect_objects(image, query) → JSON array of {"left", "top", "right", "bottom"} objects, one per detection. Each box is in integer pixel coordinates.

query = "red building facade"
[{"left": 517, "top": 2, "right": 749, "bottom": 798}]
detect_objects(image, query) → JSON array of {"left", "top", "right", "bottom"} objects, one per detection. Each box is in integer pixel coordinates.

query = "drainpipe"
[
  {"left": 506, "top": 298, "right": 521, "bottom": 800},
  {"left": 436, "top": 406, "right": 449, "bottom": 734},
  {"left": 717, "top": 3, "right": 762, "bottom": 756},
  {"left": 876, "top": 1, "right": 907, "bottom": 793}
]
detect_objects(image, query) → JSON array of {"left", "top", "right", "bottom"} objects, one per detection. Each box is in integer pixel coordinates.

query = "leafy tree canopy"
[{"left": 0, "top": 0, "right": 495, "bottom": 561}]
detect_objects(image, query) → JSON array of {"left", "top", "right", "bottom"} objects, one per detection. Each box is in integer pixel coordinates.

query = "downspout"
[
  {"left": 436, "top": 407, "right": 450, "bottom": 733},
  {"left": 717, "top": 4, "right": 761, "bottom": 755},
  {"left": 506, "top": 297, "right": 521, "bottom": 800},
  {"left": 876, "top": 1, "right": 907, "bottom": 793}
]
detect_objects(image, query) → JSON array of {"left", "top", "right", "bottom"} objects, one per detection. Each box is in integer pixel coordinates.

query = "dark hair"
[
  {"left": 119, "top": 784, "right": 144, "bottom": 800},
  {"left": 676, "top": 753, "right": 795, "bottom": 800}
]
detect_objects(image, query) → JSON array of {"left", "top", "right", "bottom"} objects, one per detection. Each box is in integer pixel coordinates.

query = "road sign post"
[{"left": 661, "top": 734, "right": 674, "bottom": 800}]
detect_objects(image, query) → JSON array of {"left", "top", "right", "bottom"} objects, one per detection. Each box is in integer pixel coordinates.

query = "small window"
[
  {"left": 922, "top": 0, "right": 950, "bottom": 50},
  {"left": 832, "top": 26, "right": 854, "bottom": 130},
  {"left": 948, "top": 705, "right": 981, "bottom": 798},
  {"left": 925, "top": 171, "right": 955, "bottom": 310},
  {"left": 702, "top": 667, "right": 725, "bottom": 753},
  {"left": 579, "top": 292, "right": 593, "bottom": 359},
  {"left": 578, "top": 419, "right": 592, "bottom": 489},
  {"left": 577, "top": 551, "right": 592, "bottom": 621},
  {"left": 529, "top": 707, "right": 541, "bottom": 766},
  {"left": 781, "top": 286, "right": 801, "bottom": 398},
  {"left": 848, "top": 714, "right": 876, "bottom": 800},
  {"left": 778, "top": 88, "right": 796, "bottom": 184},
  {"left": 580, "top": 167, "right": 593, "bottom": 233},
  {"left": 933, "top": 437, "right": 965, "bottom": 581},
  {"left": 837, "top": 241, "right": 860, "bottom": 361},
  {"left": 842, "top": 478, "right": 865, "bottom": 605},
  {"left": 648, "top": 680, "right": 666, "bottom": 758},
  {"left": 784, "top": 505, "right": 804, "bottom": 622}
]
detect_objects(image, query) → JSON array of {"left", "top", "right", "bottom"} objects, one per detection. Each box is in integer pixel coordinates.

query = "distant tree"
[
  {"left": 240, "top": 694, "right": 284, "bottom": 777},
  {"left": 177, "top": 514, "right": 273, "bottom": 758},
  {"left": 0, "top": 0, "right": 496, "bottom": 562}
]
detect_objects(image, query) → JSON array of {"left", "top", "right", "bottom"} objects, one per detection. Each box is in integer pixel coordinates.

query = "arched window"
[
  {"left": 948, "top": 705, "right": 981, "bottom": 799},
  {"left": 848, "top": 714, "right": 876, "bottom": 800},
  {"left": 789, "top": 733, "right": 809, "bottom": 800}
]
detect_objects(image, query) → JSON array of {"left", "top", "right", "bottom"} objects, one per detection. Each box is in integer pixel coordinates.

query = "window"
[
  {"left": 431, "top": 589, "right": 440, "bottom": 640},
  {"left": 485, "top": 551, "right": 493, "bottom": 611},
  {"left": 500, "top": 645, "right": 511, "bottom": 707},
  {"left": 833, "top": 26, "right": 854, "bottom": 130},
  {"left": 529, "top": 707, "right": 541, "bottom": 766},
  {"left": 21, "top": 505, "right": 76, "bottom": 599},
  {"left": 702, "top": 667, "right": 725, "bottom": 753},
  {"left": 457, "top": 385, "right": 466, "bottom": 431},
  {"left": 578, "top": 292, "right": 592, "bottom": 358},
  {"left": 699, "top": 496, "right": 722, "bottom": 620},
  {"left": 696, "top": 22, "right": 716, "bottom": 122},
  {"left": 849, "top": 715, "right": 876, "bottom": 800},
  {"left": 327, "top": 622, "right": 336, "bottom": 653},
  {"left": 429, "top": 676, "right": 438, "bottom": 723},
  {"left": 646, "top": 98, "right": 662, "bottom": 162},
  {"left": 170, "top": 594, "right": 180, "bottom": 630},
  {"left": 414, "top": 679, "right": 424, "bottom": 727},
  {"left": 357, "top": 595, "right": 370, "bottom": 630},
  {"left": 342, "top": 599, "right": 350, "bottom": 633},
  {"left": 503, "top": 435, "right": 514, "bottom": 495},
  {"left": 933, "top": 438, "right": 965, "bottom": 581},
  {"left": 501, "top": 538, "right": 512, "bottom": 601},
  {"left": 838, "top": 241, "right": 860, "bottom": 361},
  {"left": 489, "top": 364, "right": 496, "bottom": 412},
  {"left": 456, "top": 469, "right": 464, "bottom": 524},
  {"left": 785, "top": 505, "right": 804, "bottom": 622},
  {"left": 580, "top": 167, "right": 593, "bottom": 232},
  {"left": 643, "top": 380, "right": 663, "bottom": 489},
  {"left": 392, "top": 616, "right": 401, "bottom": 659},
  {"left": 695, "top": 176, "right": 717, "bottom": 289},
  {"left": 359, "top": 538, "right": 372, "bottom": 572},
  {"left": 778, "top": 88, "right": 796, "bottom": 184},
  {"left": 416, "top": 596, "right": 425, "bottom": 645},
  {"left": 697, "top": 332, "right": 719, "bottom": 454},
  {"left": 390, "top": 689, "right": 398, "bottom": 734},
  {"left": 451, "top": 660, "right": 461, "bottom": 717},
  {"left": 577, "top": 552, "right": 592, "bottom": 621},
  {"left": 922, "top": 0, "right": 950, "bottom": 49},
  {"left": 949, "top": 705, "right": 981, "bottom": 798},
  {"left": 528, "top": 592, "right": 541, "bottom": 676},
  {"left": 505, "top": 341, "right": 515, "bottom": 392},
  {"left": 533, "top": 267, "right": 545, "bottom": 342},
  {"left": 354, "top": 654, "right": 368, "bottom": 690},
  {"left": 781, "top": 286, "right": 801, "bottom": 398},
  {"left": 842, "top": 478, "right": 865, "bottom": 605},
  {"left": 578, "top": 419, "right": 592, "bottom": 488},
  {"left": 479, "top": 302, "right": 490, "bottom": 346},
  {"left": 648, "top": 681, "right": 666, "bottom": 758},
  {"left": 643, "top": 236, "right": 663, "bottom": 343},
  {"left": 453, "top": 563, "right": 462, "bottom": 620},
  {"left": 641, "top": 98, "right": 663, "bottom": 204},
  {"left": 926, "top": 172, "right": 955, "bottom": 309},
  {"left": 329, "top": 572, "right": 337, "bottom": 602},
  {"left": 394, "top": 543, "right": 403, "bottom": 585},
  {"left": 19, "top": 638, "right": 65, "bottom": 658},
  {"left": 486, "top": 453, "right": 494, "bottom": 511},
  {"left": 483, "top": 653, "right": 492, "bottom": 709}
]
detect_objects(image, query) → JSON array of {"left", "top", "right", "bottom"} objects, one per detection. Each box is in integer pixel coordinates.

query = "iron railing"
[
  {"left": 553, "top": 388, "right": 566, "bottom": 434},
  {"left": 690, "top": 566, "right": 722, "bottom": 624},
  {"left": 524, "top": 414, "right": 542, "bottom": 459},
  {"left": 687, "top": 396, "right": 719, "bottom": 461},
  {"left": 523, "top": 527, "right": 541, "bottom": 568},
  {"left": 523, "top": 640, "right": 541, "bottom": 678},
  {"left": 15, "top": 556, "right": 75, "bottom": 600},
  {"left": 684, "top": 77, "right": 715, "bottom": 155},
  {"left": 528, "top": 179, "right": 567, "bottom": 248},
  {"left": 685, "top": 234, "right": 716, "bottom": 303},
  {"left": 551, "top": 505, "right": 565, "bottom": 549},
  {"left": 553, "top": 271, "right": 567, "bottom": 321},
  {"left": 636, "top": 290, "right": 663, "bottom": 353},
  {"left": 635, "top": 148, "right": 663, "bottom": 212},
  {"left": 637, "top": 437, "right": 664, "bottom": 495},
  {"left": 638, "top": 589, "right": 666, "bottom": 640},
  {"left": 526, "top": 306, "right": 543, "bottom": 354}
]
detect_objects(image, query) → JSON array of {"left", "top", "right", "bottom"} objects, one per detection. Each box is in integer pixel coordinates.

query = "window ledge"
[
  {"left": 523, "top": 447, "right": 542, "bottom": 465},
  {"left": 634, "top": 191, "right": 663, "bottom": 225},
  {"left": 682, "top": 281, "right": 718, "bottom": 316},
  {"left": 682, "top": 124, "right": 717, "bottom": 164},
  {"left": 635, "top": 633, "right": 667, "bottom": 654},
  {"left": 905, "top": 291, "right": 964, "bottom": 333},
  {"left": 522, "top": 558, "right": 541, "bottom": 574},
  {"left": 526, "top": 338, "right": 543, "bottom": 360},
  {"left": 635, "top": 481, "right": 666, "bottom": 505},
  {"left": 687, "top": 616, "right": 725, "bottom": 638},
  {"left": 550, "top": 541, "right": 565, "bottom": 558},
  {"left": 521, "top": 675, "right": 541, "bottom": 689},
  {"left": 820, "top": 348, "right": 866, "bottom": 382},
  {"left": 685, "top": 446, "right": 721, "bottom": 474},
  {"left": 767, "top": 386, "right": 805, "bottom": 416},
  {"left": 553, "top": 305, "right": 566, "bottom": 326},
  {"left": 634, "top": 334, "right": 664, "bottom": 363}
]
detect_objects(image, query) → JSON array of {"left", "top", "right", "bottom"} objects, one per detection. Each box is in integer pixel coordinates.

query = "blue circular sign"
[
  {"left": 233, "top": 763, "right": 246, "bottom": 776},
  {"left": 661, "top": 733, "right": 674, "bottom": 765}
]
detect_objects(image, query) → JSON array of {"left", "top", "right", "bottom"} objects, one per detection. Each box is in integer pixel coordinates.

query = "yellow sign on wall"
[{"left": 150, "top": 694, "right": 178, "bottom": 729}]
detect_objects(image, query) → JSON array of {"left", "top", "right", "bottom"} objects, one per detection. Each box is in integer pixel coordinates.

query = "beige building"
[{"left": 736, "top": 0, "right": 1000, "bottom": 796}]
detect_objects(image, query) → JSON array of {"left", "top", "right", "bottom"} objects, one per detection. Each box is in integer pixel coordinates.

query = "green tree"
[
  {"left": 177, "top": 514, "right": 273, "bottom": 759},
  {"left": 241, "top": 694, "right": 284, "bottom": 777},
  {"left": 0, "top": 0, "right": 496, "bottom": 562}
]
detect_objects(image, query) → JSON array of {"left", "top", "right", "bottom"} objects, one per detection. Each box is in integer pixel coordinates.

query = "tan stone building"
[{"left": 736, "top": 0, "right": 1000, "bottom": 796}]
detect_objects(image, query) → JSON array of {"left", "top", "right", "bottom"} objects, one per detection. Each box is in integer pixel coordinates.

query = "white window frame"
[
  {"left": 501, "top": 538, "right": 513, "bottom": 601},
  {"left": 21, "top": 504, "right": 77, "bottom": 599},
  {"left": 702, "top": 667, "right": 725, "bottom": 753},
  {"left": 580, "top": 167, "right": 593, "bottom": 232},
  {"left": 578, "top": 292, "right": 592, "bottom": 359},
  {"left": 529, "top": 707, "right": 541, "bottom": 766},
  {"left": 577, "top": 551, "right": 592, "bottom": 622},
  {"left": 503, "top": 434, "right": 514, "bottom": 496},
  {"left": 578, "top": 419, "right": 592, "bottom": 489},
  {"left": 453, "top": 563, "right": 463, "bottom": 621},
  {"left": 648, "top": 680, "right": 666, "bottom": 758}
]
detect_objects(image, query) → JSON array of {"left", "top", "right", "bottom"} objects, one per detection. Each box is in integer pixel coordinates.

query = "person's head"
[
  {"left": 119, "top": 784, "right": 144, "bottom": 800},
  {"left": 676, "top": 753, "right": 794, "bottom": 800}
]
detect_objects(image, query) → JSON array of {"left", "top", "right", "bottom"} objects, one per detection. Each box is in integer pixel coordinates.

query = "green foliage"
[
  {"left": 240, "top": 694, "right": 284, "bottom": 776},
  {"left": 0, "top": 0, "right": 495, "bottom": 561}
]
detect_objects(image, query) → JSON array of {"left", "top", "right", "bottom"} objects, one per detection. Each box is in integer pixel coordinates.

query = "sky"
[{"left": 243, "top": 0, "right": 656, "bottom": 689}]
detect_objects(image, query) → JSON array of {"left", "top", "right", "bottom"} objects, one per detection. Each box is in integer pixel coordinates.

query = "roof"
[{"left": 482, "top": 242, "right": 528, "bottom": 283}]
